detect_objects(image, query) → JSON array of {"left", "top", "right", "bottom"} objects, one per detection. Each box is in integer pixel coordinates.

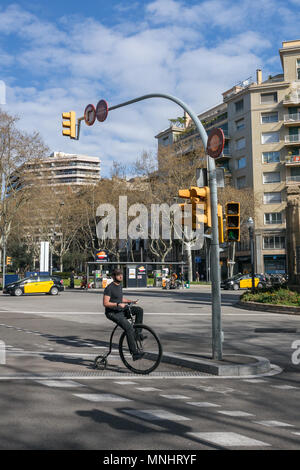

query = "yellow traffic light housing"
[
  {"left": 218, "top": 204, "right": 224, "bottom": 243},
  {"left": 225, "top": 202, "right": 240, "bottom": 242},
  {"left": 6, "top": 256, "right": 12, "bottom": 265},
  {"left": 178, "top": 186, "right": 211, "bottom": 229},
  {"left": 62, "top": 111, "right": 76, "bottom": 139}
]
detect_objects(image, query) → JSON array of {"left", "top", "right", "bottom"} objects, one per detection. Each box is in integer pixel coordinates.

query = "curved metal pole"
[{"left": 108, "top": 93, "right": 222, "bottom": 360}]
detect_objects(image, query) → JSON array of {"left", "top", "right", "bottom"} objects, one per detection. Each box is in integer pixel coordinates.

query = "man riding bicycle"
[{"left": 103, "top": 268, "right": 145, "bottom": 361}]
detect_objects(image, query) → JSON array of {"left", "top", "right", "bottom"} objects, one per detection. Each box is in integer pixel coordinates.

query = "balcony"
[
  {"left": 284, "top": 134, "right": 300, "bottom": 145},
  {"left": 283, "top": 93, "right": 300, "bottom": 106},
  {"left": 284, "top": 113, "right": 300, "bottom": 126},
  {"left": 285, "top": 155, "right": 300, "bottom": 165},
  {"left": 286, "top": 175, "right": 300, "bottom": 184}
]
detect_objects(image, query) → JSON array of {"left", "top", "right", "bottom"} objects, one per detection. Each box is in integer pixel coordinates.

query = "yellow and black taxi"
[
  {"left": 221, "top": 274, "right": 266, "bottom": 291},
  {"left": 4, "top": 275, "right": 64, "bottom": 296}
]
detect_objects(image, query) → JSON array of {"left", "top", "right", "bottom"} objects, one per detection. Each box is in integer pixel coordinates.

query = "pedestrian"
[
  {"left": 195, "top": 271, "right": 200, "bottom": 282},
  {"left": 70, "top": 269, "right": 75, "bottom": 289}
]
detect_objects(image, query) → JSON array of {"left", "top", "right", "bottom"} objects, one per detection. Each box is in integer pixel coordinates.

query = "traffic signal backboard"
[{"left": 225, "top": 202, "right": 240, "bottom": 242}]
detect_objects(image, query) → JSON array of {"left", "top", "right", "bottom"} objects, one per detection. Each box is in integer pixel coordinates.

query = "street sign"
[
  {"left": 96, "top": 99, "right": 109, "bottom": 122},
  {"left": 206, "top": 128, "right": 225, "bottom": 159},
  {"left": 84, "top": 104, "right": 96, "bottom": 126}
]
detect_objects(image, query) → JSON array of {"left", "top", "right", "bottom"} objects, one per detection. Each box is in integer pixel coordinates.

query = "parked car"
[
  {"left": 221, "top": 273, "right": 265, "bottom": 290},
  {"left": 3, "top": 275, "right": 64, "bottom": 296}
]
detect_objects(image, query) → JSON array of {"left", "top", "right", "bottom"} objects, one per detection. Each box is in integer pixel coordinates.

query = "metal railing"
[
  {"left": 286, "top": 175, "right": 300, "bottom": 183},
  {"left": 285, "top": 134, "right": 300, "bottom": 143},
  {"left": 285, "top": 155, "right": 300, "bottom": 164},
  {"left": 284, "top": 113, "right": 300, "bottom": 123}
]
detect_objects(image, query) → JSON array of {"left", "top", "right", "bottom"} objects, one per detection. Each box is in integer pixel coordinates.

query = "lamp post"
[{"left": 246, "top": 217, "right": 255, "bottom": 293}]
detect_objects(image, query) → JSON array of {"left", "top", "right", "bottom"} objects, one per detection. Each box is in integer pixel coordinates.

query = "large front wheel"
[{"left": 119, "top": 324, "right": 163, "bottom": 374}]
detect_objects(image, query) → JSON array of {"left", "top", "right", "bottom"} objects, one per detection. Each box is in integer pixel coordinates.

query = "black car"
[{"left": 3, "top": 275, "right": 64, "bottom": 296}]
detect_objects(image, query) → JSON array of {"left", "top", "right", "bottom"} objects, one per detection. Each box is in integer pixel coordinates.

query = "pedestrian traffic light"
[
  {"left": 225, "top": 202, "right": 240, "bottom": 242},
  {"left": 6, "top": 256, "right": 12, "bottom": 266},
  {"left": 218, "top": 204, "right": 224, "bottom": 244},
  {"left": 62, "top": 111, "right": 76, "bottom": 139},
  {"left": 178, "top": 186, "right": 211, "bottom": 229}
]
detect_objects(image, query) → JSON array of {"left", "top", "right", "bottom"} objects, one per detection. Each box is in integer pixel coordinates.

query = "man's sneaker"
[
  {"left": 136, "top": 333, "right": 148, "bottom": 341},
  {"left": 132, "top": 352, "right": 145, "bottom": 361}
]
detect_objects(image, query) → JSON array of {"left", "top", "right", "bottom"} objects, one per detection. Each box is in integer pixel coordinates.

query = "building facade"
[
  {"left": 26, "top": 152, "right": 101, "bottom": 187},
  {"left": 155, "top": 40, "right": 300, "bottom": 276}
]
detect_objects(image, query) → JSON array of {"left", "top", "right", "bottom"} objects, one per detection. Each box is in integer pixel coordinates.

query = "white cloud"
[{"left": 0, "top": 1, "right": 293, "bottom": 176}]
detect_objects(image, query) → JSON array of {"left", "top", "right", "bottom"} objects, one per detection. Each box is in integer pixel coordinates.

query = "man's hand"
[
  {"left": 118, "top": 303, "right": 127, "bottom": 309},
  {"left": 132, "top": 299, "right": 139, "bottom": 304}
]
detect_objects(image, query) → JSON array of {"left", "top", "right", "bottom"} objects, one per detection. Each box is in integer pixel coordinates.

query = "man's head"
[{"left": 112, "top": 268, "right": 123, "bottom": 283}]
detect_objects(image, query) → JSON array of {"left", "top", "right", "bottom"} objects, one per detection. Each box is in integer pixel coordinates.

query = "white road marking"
[
  {"left": 73, "top": 393, "right": 132, "bottom": 402},
  {"left": 114, "top": 381, "right": 138, "bottom": 385},
  {"left": 36, "top": 380, "right": 86, "bottom": 388},
  {"left": 218, "top": 411, "right": 255, "bottom": 417},
  {"left": 254, "top": 420, "right": 294, "bottom": 427},
  {"left": 187, "top": 402, "right": 221, "bottom": 408},
  {"left": 271, "top": 385, "right": 297, "bottom": 390},
  {"left": 291, "top": 432, "right": 300, "bottom": 436},
  {"left": 243, "top": 379, "right": 267, "bottom": 383},
  {"left": 187, "top": 432, "right": 271, "bottom": 447},
  {"left": 136, "top": 387, "right": 162, "bottom": 392},
  {"left": 160, "top": 394, "right": 191, "bottom": 399},
  {"left": 123, "top": 409, "right": 191, "bottom": 421},
  {"left": 1, "top": 309, "right": 294, "bottom": 317}
]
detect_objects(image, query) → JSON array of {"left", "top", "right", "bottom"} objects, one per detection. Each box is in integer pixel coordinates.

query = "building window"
[
  {"left": 264, "top": 213, "right": 282, "bottom": 224},
  {"left": 263, "top": 171, "right": 281, "bottom": 184},
  {"left": 235, "top": 118, "right": 245, "bottom": 131},
  {"left": 297, "top": 59, "right": 300, "bottom": 80},
  {"left": 263, "top": 236, "right": 285, "bottom": 249},
  {"left": 236, "top": 176, "right": 246, "bottom": 189},
  {"left": 261, "top": 131, "right": 279, "bottom": 144},
  {"left": 236, "top": 137, "right": 246, "bottom": 150},
  {"left": 235, "top": 99, "right": 244, "bottom": 113},
  {"left": 263, "top": 192, "right": 282, "bottom": 204},
  {"left": 261, "top": 112, "right": 278, "bottom": 123},
  {"left": 237, "top": 157, "right": 246, "bottom": 169},
  {"left": 262, "top": 151, "right": 280, "bottom": 163},
  {"left": 261, "top": 92, "right": 278, "bottom": 104}
]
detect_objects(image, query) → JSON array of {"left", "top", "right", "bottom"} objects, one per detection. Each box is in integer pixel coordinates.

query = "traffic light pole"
[{"left": 80, "top": 93, "right": 223, "bottom": 360}]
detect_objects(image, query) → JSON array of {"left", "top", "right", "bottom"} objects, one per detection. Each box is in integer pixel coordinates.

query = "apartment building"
[
  {"left": 28, "top": 152, "right": 101, "bottom": 187},
  {"left": 10, "top": 152, "right": 101, "bottom": 190},
  {"left": 155, "top": 39, "right": 300, "bottom": 275}
]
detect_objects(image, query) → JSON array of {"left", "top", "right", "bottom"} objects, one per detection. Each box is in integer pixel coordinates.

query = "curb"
[
  {"left": 161, "top": 351, "right": 271, "bottom": 376},
  {"left": 237, "top": 300, "right": 300, "bottom": 315}
]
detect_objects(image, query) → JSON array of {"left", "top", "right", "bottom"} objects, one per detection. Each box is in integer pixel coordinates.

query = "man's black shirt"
[{"left": 104, "top": 281, "right": 123, "bottom": 314}]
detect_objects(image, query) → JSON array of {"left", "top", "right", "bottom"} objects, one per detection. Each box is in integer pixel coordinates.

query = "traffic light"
[
  {"left": 62, "top": 111, "right": 76, "bottom": 139},
  {"left": 225, "top": 202, "right": 240, "bottom": 242},
  {"left": 218, "top": 204, "right": 224, "bottom": 243},
  {"left": 178, "top": 186, "right": 211, "bottom": 229},
  {"left": 6, "top": 256, "right": 12, "bottom": 266}
]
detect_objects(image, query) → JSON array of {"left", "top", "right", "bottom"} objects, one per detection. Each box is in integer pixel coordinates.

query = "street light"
[{"left": 246, "top": 217, "right": 255, "bottom": 293}]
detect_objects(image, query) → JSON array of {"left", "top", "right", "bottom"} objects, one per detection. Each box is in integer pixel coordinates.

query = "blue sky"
[{"left": 1, "top": 0, "right": 300, "bottom": 176}]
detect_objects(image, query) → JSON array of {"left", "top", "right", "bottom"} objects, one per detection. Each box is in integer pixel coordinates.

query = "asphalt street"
[{"left": 0, "top": 286, "right": 299, "bottom": 450}]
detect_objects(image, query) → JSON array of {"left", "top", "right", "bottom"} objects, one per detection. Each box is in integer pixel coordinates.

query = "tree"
[{"left": 0, "top": 109, "right": 48, "bottom": 279}]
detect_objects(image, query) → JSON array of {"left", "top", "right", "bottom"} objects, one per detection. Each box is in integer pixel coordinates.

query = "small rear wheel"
[
  {"left": 50, "top": 286, "right": 59, "bottom": 296},
  {"left": 94, "top": 356, "right": 107, "bottom": 370},
  {"left": 119, "top": 324, "right": 162, "bottom": 374},
  {"left": 233, "top": 283, "right": 239, "bottom": 291}
]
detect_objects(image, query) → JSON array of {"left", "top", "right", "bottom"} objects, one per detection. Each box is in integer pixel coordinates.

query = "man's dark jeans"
[{"left": 105, "top": 306, "right": 143, "bottom": 355}]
